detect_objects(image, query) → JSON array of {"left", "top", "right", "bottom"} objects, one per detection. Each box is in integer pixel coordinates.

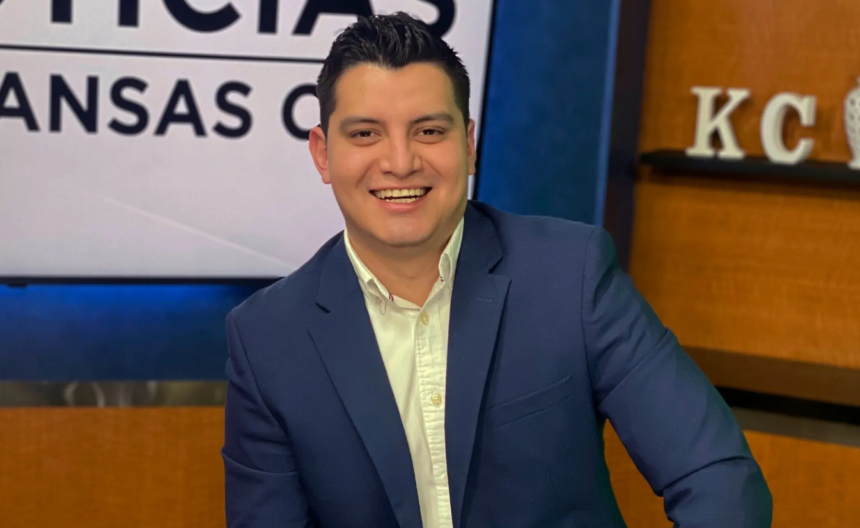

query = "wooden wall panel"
[
  {"left": 605, "top": 425, "right": 860, "bottom": 528},
  {"left": 631, "top": 3, "right": 860, "bottom": 523},
  {"left": 630, "top": 172, "right": 860, "bottom": 368},
  {"left": 0, "top": 408, "right": 225, "bottom": 528},
  {"left": 1, "top": 409, "right": 859, "bottom": 527},
  {"left": 631, "top": 0, "right": 860, "bottom": 369}
]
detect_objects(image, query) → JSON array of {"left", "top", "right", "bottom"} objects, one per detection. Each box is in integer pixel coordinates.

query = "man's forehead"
[{"left": 333, "top": 63, "right": 457, "bottom": 111}]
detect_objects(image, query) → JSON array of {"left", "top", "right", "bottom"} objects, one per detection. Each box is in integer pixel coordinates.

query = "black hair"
[{"left": 316, "top": 12, "right": 470, "bottom": 135}]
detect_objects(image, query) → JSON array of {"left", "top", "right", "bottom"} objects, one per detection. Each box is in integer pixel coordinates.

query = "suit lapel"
[
  {"left": 308, "top": 236, "right": 422, "bottom": 528},
  {"left": 446, "top": 205, "right": 511, "bottom": 528}
]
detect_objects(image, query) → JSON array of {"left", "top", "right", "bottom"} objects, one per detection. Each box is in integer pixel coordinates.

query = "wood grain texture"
[
  {"left": 631, "top": 0, "right": 860, "bottom": 368},
  {"left": 630, "top": 172, "right": 860, "bottom": 367},
  {"left": 1, "top": 408, "right": 859, "bottom": 527},
  {"left": 0, "top": 408, "right": 225, "bottom": 528},
  {"left": 605, "top": 425, "right": 860, "bottom": 528}
]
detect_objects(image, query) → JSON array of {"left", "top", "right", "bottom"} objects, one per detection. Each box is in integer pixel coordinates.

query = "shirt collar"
[
  {"left": 438, "top": 215, "right": 464, "bottom": 287},
  {"left": 344, "top": 216, "right": 465, "bottom": 311}
]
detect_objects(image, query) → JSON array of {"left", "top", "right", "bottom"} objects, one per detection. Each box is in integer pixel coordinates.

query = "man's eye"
[
  {"left": 420, "top": 129, "right": 442, "bottom": 136},
  {"left": 352, "top": 130, "right": 374, "bottom": 138}
]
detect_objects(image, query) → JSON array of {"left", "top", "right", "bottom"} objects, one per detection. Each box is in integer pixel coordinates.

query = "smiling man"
[{"left": 222, "top": 12, "right": 772, "bottom": 528}]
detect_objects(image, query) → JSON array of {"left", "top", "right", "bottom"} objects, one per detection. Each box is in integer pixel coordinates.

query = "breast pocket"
[{"left": 486, "top": 374, "right": 576, "bottom": 429}]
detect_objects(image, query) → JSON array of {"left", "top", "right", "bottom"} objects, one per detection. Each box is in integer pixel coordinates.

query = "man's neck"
[{"left": 348, "top": 230, "right": 452, "bottom": 307}]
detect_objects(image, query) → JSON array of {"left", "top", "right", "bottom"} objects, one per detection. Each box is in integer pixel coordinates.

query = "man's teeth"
[{"left": 373, "top": 188, "right": 428, "bottom": 201}]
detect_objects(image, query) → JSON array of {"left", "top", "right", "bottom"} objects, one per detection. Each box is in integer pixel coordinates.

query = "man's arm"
[
  {"left": 581, "top": 227, "right": 772, "bottom": 527},
  {"left": 223, "top": 310, "right": 314, "bottom": 528}
]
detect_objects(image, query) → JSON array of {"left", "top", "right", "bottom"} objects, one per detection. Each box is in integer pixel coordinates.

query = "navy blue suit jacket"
[{"left": 223, "top": 202, "right": 772, "bottom": 527}]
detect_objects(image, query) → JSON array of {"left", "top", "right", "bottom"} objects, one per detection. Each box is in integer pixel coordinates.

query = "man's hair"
[{"left": 316, "top": 12, "right": 470, "bottom": 135}]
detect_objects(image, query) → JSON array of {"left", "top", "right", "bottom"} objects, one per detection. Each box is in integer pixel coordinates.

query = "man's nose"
[{"left": 380, "top": 137, "right": 420, "bottom": 178}]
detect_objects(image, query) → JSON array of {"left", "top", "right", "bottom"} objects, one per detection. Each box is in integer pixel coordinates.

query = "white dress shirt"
[{"left": 344, "top": 217, "right": 464, "bottom": 528}]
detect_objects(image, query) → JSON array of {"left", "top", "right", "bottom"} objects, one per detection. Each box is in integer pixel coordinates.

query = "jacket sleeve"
[
  {"left": 223, "top": 310, "right": 315, "bottom": 528},
  {"left": 581, "top": 227, "right": 772, "bottom": 527}
]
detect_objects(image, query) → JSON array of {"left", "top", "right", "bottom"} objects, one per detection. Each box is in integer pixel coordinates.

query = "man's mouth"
[{"left": 371, "top": 187, "right": 430, "bottom": 204}]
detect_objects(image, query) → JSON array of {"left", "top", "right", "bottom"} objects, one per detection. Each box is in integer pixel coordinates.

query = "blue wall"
[
  {"left": 478, "top": 0, "right": 650, "bottom": 269},
  {"left": 477, "top": 0, "right": 622, "bottom": 225},
  {"left": 0, "top": 284, "right": 265, "bottom": 380}
]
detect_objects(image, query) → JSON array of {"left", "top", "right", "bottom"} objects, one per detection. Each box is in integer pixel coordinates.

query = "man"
[{"left": 222, "top": 12, "right": 772, "bottom": 528}]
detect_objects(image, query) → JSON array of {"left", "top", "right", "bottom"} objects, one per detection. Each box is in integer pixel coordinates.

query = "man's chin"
[
  {"left": 377, "top": 233, "right": 433, "bottom": 249},
  {"left": 368, "top": 224, "right": 437, "bottom": 249}
]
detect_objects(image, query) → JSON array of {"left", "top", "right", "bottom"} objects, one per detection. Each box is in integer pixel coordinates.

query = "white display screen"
[{"left": 0, "top": 0, "right": 494, "bottom": 278}]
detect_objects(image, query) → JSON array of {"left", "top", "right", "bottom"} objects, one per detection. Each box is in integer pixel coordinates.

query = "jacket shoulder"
[
  {"left": 228, "top": 232, "right": 340, "bottom": 330},
  {"left": 470, "top": 201, "right": 601, "bottom": 259}
]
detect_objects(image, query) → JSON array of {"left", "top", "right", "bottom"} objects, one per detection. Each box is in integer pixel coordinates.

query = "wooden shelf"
[
  {"left": 687, "top": 347, "right": 860, "bottom": 411},
  {"left": 640, "top": 150, "right": 860, "bottom": 185}
]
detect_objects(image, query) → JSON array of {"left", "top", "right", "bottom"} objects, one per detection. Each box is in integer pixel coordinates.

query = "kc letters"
[{"left": 686, "top": 81, "right": 860, "bottom": 170}]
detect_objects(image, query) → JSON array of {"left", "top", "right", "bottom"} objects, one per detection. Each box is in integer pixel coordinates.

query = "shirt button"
[
  {"left": 430, "top": 393, "right": 443, "bottom": 406},
  {"left": 420, "top": 313, "right": 430, "bottom": 326}
]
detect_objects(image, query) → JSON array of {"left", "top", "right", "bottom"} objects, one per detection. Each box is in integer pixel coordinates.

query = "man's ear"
[
  {"left": 308, "top": 125, "right": 331, "bottom": 184},
  {"left": 466, "top": 119, "right": 477, "bottom": 175}
]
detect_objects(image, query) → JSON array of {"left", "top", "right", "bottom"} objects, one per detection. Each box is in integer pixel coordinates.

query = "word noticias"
[{"left": 45, "top": 0, "right": 455, "bottom": 37}]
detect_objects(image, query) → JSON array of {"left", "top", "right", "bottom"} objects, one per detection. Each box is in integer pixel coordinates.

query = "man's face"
[{"left": 309, "top": 62, "right": 476, "bottom": 253}]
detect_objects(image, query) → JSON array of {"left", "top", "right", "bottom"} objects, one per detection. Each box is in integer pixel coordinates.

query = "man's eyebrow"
[
  {"left": 338, "top": 113, "right": 456, "bottom": 132},
  {"left": 411, "top": 113, "right": 456, "bottom": 126},
  {"left": 339, "top": 116, "right": 382, "bottom": 131}
]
